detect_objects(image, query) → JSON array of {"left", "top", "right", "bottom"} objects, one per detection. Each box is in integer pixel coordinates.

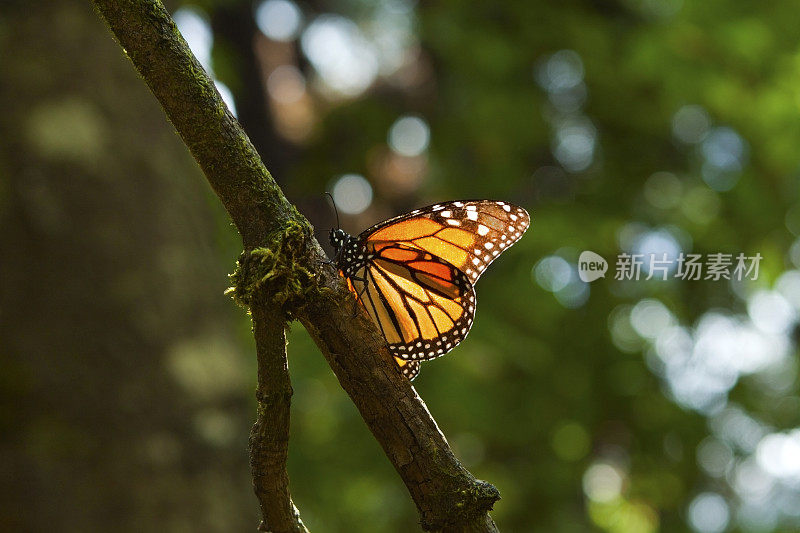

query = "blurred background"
[{"left": 2, "top": 0, "right": 800, "bottom": 531}]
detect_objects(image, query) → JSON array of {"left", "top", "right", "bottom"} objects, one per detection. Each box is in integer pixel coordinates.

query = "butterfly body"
[
  {"left": 330, "top": 200, "right": 529, "bottom": 380},
  {"left": 329, "top": 229, "right": 370, "bottom": 279}
]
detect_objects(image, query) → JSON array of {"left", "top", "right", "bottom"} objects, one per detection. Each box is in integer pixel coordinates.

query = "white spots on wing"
[
  {"left": 466, "top": 205, "right": 477, "bottom": 211},
  {"left": 432, "top": 204, "right": 443, "bottom": 211},
  {"left": 447, "top": 219, "right": 461, "bottom": 226},
  {"left": 467, "top": 211, "right": 478, "bottom": 221},
  {"left": 440, "top": 210, "right": 452, "bottom": 218},
  {"left": 491, "top": 250, "right": 499, "bottom": 256},
  {"left": 499, "top": 241, "right": 506, "bottom": 248},
  {"left": 477, "top": 224, "right": 490, "bottom": 236},
  {"left": 453, "top": 201, "right": 464, "bottom": 207},
  {"left": 484, "top": 242, "right": 494, "bottom": 249},
  {"left": 472, "top": 257, "right": 481, "bottom": 266},
  {"left": 502, "top": 204, "right": 511, "bottom": 212},
  {"left": 510, "top": 214, "right": 518, "bottom": 221}
]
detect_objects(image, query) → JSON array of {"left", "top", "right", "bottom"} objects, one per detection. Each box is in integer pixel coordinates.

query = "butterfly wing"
[
  {"left": 346, "top": 243, "right": 476, "bottom": 366},
  {"left": 394, "top": 358, "right": 420, "bottom": 380},
  {"left": 341, "top": 200, "right": 529, "bottom": 380},
  {"left": 361, "top": 200, "right": 530, "bottom": 283}
]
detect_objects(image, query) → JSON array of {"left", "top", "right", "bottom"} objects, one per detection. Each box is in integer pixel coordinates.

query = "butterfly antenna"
[{"left": 325, "top": 191, "right": 340, "bottom": 230}]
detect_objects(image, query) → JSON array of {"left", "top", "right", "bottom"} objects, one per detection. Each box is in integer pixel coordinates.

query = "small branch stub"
[{"left": 250, "top": 303, "right": 308, "bottom": 533}]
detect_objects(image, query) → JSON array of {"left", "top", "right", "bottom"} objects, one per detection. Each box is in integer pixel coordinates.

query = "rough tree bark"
[{"left": 90, "top": 1, "right": 501, "bottom": 531}]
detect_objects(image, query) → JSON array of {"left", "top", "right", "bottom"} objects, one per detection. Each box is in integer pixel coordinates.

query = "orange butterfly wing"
[
  {"left": 348, "top": 243, "right": 476, "bottom": 363},
  {"left": 364, "top": 200, "right": 530, "bottom": 283},
  {"left": 342, "top": 200, "right": 530, "bottom": 380}
]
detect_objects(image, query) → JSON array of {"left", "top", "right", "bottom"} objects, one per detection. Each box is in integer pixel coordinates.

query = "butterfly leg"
[{"left": 349, "top": 274, "right": 369, "bottom": 317}]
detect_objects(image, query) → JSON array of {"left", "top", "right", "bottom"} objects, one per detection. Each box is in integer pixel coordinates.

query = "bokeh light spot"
[
  {"left": 552, "top": 116, "right": 596, "bottom": 172},
  {"left": 776, "top": 270, "right": 800, "bottom": 309},
  {"left": 301, "top": 15, "right": 379, "bottom": 97},
  {"left": 785, "top": 203, "right": 800, "bottom": 236},
  {"left": 166, "top": 336, "right": 246, "bottom": 400},
  {"left": 534, "top": 255, "right": 590, "bottom": 307},
  {"left": 702, "top": 127, "right": 746, "bottom": 170},
  {"left": 388, "top": 115, "right": 430, "bottom": 157},
  {"left": 583, "top": 463, "right": 624, "bottom": 503},
  {"left": 536, "top": 50, "right": 584, "bottom": 93},
  {"left": 267, "top": 65, "right": 307, "bottom": 104},
  {"left": 672, "top": 105, "right": 710, "bottom": 144},
  {"left": 533, "top": 255, "right": 572, "bottom": 292},
  {"left": 214, "top": 80, "right": 237, "bottom": 117},
  {"left": 332, "top": 174, "right": 373, "bottom": 215},
  {"left": 681, "top": 186, "right": 720, "bottom": 225},
  {"left": 790, "top": 237, "right": 800, "bottom": 268},
  {"left": 256, "top": 0, "right": 303, "bottom": 41},
  {"left": 554, "top": 278, "right": 590, "bottom": 309},
  {"left": 551, "top": 421, "right": 591, "bottom": 461},
  {"left": 701, "top": 127, "right": 748, "bottom": 191},
  {"left": 747, "top": 290, "right": 797, "bottom": 335},
  {"left": 643, "top": 172, "right": 682, "bottom": 209},
  {"left": 26, "top": 98, "right": 106, "bottom": 162},
  {"left": 631, "top": 228, "right": 683, "bottom": 277},
  {"left": 696, "top": 437, "right": 733, "bottom": 477},
  {"left": 174, "top": 6, "right": 213, "bottom": 73},
  {"left": 630, "top": 299, "right": 674, "bottom": 340},
  {"left": 688, "top": 492, "right": 729, "bottom": 533},
  {"left": 193, "top": 408, "right": 237, "bottom": 447},
  {"left": 608, "top": 305, "right": 644, "bottom": 353},
  {"left": 756, "top": 431, "right": 800, "bottom": 479}
]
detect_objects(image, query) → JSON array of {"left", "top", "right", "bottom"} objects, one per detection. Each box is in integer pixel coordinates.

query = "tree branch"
[
  {"left": 250, "top": 303, "right": 308, "bottom": 533},
  {"left": 91, "top": 1, "right": 500, "bottom": 530}
]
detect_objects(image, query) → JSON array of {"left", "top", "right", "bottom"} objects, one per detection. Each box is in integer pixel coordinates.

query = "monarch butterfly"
[{"left": 330, "top": 200, "right": 530, "bottom": 380}]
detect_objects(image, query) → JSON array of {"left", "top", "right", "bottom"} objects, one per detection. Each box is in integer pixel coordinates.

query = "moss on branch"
[{"left": 227, "top": 217, "right": 322, "bottom": 317}]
